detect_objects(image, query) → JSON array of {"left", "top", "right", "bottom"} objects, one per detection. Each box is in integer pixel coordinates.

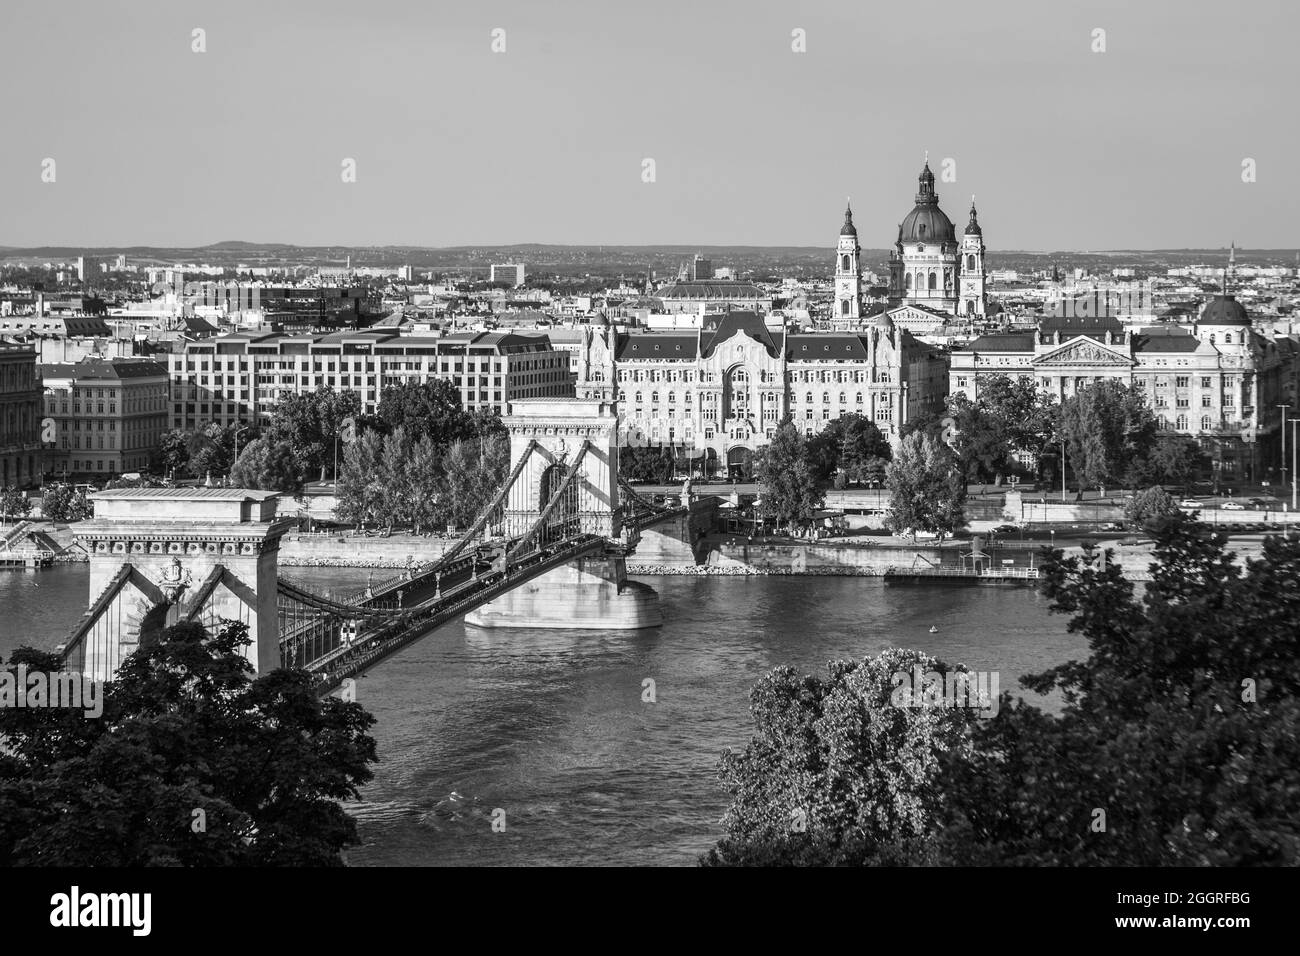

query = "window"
[
  {"left": 1201, "top": 416, "right": 1212, "bottom": 431},
  {"left": 1176, "top": 376, "right": 1189, "bottom": 388},
  {"left": 1176, "top": 415, "right": 1188, "bottom": 431},
  {"left": 1201, "top": 377, "right": 1211, "bottom": 389}
]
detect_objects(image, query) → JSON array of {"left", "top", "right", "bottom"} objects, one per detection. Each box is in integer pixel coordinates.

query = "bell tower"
[
  {"left": 959, "top": 196, "right": 986, "bottom": 319},
  {"left": 834, "top": 200, "right": 862, "bottom": 321}
]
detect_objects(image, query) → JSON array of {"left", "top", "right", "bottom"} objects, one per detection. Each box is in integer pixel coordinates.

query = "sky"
[{"left": 1, "top": 0, "right": 1296, "bottom": 251}]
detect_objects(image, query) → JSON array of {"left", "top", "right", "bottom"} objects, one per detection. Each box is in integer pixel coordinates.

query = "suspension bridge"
[{"left": 57, "top": 400, "right": 707, "bottom": 696}]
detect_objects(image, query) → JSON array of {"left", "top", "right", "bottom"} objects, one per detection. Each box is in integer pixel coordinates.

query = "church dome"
[
  {"left": 898, "top": 162, "right": 954, "bottom": 243},
  {"left": 1199, "top": 295, "right": 1250, "bottom": 325},
  {"left": 899, "top": 204, "right": 955, "bottom": 243}
]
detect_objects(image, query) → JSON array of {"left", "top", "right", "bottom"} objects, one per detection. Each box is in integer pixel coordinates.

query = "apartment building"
[
  {"left": 40, "top": 357, "right": 169, "bottom": 478},
  {"left": 1, "top": 336, "right": 43, "bottom": 488},
  {"left": 167, "top": 330, "right": 572, "bottom": 430}
]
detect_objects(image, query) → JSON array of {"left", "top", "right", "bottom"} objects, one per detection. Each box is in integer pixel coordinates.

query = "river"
[{"left": 1, "top": 564, "right": 1084, "bottom": 866}]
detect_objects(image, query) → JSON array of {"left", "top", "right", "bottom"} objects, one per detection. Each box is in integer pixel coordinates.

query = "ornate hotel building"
[
  {"left": 949, "top": 297, "right": 1289, "bottom": 481},
  {"left": 573, "top": 310, "right": 948, "bottom": 475}
]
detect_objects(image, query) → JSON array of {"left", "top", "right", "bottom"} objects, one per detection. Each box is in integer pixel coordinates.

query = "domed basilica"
[{"left": 835, "top": 159, "right": 987, "bottom": 331}]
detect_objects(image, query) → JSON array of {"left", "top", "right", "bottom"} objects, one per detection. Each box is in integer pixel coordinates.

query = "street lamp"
[
  {"left": 1291, "top": 417, "right": 1299, "bottom": 513},
  {"left": 1278, "top": 404, "right": 1290, "bottom": 507},
  {"left": 230, "top": 423, "right": 250, "bottom": 486}
]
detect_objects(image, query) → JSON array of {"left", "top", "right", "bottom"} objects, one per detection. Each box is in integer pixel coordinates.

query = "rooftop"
[{"left": 91, "top": 488, "right": 281, "bottom": 501}]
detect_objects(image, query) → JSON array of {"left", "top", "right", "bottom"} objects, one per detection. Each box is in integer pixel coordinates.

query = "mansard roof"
[
  {"left": 616, "top": 333, "right": 699, "bottom": 360},
  {"left": 699, "top": 310, "right": 782, "bottom": 358},
  {"left": 962, "top": 333, "right": 1036, "bottom": 352},
  {"left": 656, "top": 281, "right": 764, "bottom": 300}
]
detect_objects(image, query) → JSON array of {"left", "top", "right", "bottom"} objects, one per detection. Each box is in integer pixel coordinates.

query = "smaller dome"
[
  {"left": 874, "top": 310, "right": 895, "bottom": 331},
  {"left": 965, "top": 199, "right": 982, "bottom": 235},
  {"left": 840, "top": 201, "right": 857, "bottom": 236},
  {"left": 1199, "top": 295, "right": 1250, "bottom": 325}
]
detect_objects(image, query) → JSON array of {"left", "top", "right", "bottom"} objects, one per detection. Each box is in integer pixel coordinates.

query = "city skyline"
[{"left": 1, "top": 0, "right": 1296, "bottom": 250}]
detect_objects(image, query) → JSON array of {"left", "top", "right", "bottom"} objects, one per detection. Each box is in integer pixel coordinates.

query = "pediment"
[{"left": 1032, "top": 336, "right": 1133, "bottom": 367}]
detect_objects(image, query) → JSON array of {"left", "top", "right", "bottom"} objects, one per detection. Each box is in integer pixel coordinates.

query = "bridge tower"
[
  {"left": 66, "top": 488, "right": 292, "bottom": 681},
  {"left": 466, "top": 398, "right": 662, "bottom": 629}
]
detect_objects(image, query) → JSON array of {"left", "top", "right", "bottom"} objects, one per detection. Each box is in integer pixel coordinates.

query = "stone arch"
[{"left": 538, "top": 461, "right": 579, "bottom": 519}]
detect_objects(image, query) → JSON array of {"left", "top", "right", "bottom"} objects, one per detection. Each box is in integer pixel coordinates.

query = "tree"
[
  {"left": 335, "top": 429, "right": 386, "bottom": 527},
  {"left": 807, "top": 413, "right": 891, "bottom": 486},
  {"left": 265, "top": 388, "right": 362, "bottom": 481},
  {"left": 439, "top": 433, "right": 510, "bottom": 529},
  {"left": 754, "top": 422, "right": 824, "bottom": 533},
  {"left": 942, "top": 375, "right": 1055, "bottom": 484},
  {"left": 377, "top": 426, "right": 414, "bottom": 531},
  {"left": 1055, "top": 380, "right": 1157, "bottom": 491},
  {"left": 975, "top": 374, "right": 1056, "bottom": 454},
  {"left": 40, "top": 483, "right": 93, "bottom": 523},
  {"left": 405, "top": 436, "right": 443, "bottom": 533},
  {"left": 1124, "top": 485, "right": 1181, "bottom": 526},
  {"left": 899, "top": 407, "right": 944, "bottom": 441},
  {"left": 932, "top": 519, "right": 1300, "bottom": 865},
  {"left": 374, "top": 380, "right": 484, "bottom": 448},
  {"left": 705, "top": 518, "right": 1300, "bottom": 866},
  {"left": 229, "top": 438, "right": 304, "bottom": 494},
  {"left": 0, "top": 620, "right": 377, "bottom": 866},
  {"left": 944, "top": 393, "right": 1009, "bottom": 483},
  {"left": 703, "top": 648, "right": 981, "bottom": 866},
  {"left": 884, "top": 432, "right": 965, "bottom": 539},
  {"left": 0, "top": 487, "right": 32, "bottom": 524},
  {"left": 620, "top": 445, "right": 675, "bottom": 483},
  {"left": 1130, "top": 435, "right": 1202, "bottom": 488},
  {"left": 155, "top": 428, "right": 191, "bottom": 477},
  {"left": 186, "top": 422, "right": 240, "bottom": 480}
]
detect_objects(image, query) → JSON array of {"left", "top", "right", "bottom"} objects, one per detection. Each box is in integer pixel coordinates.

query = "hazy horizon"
[{"left": 2, "top": 0, "right": 1296, "bottom": 250}]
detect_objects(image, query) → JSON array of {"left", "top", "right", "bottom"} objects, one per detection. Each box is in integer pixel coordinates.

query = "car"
[
  {"left": 1179, "top": 499, "right": 1201, "bottom": 508},
  {"left": 1246, "top": 498, "right": 1268, "bottom": 508},
  {"left": 1194, "top": 480, "right": 1215, "bottom": 488},
  {"left": 1222, "top": 501, "right": 1245, "bottom": 510},
  {"left": 992, "top": 524, "right": 1019, "bottom": 534}
]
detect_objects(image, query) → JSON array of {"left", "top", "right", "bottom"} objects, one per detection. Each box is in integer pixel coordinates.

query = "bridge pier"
[
  {"left": 465, "top": 554, "right": 662, "bottom": 629},
  {"left": 67, "top": 489, "right": 291, "bottom": 681}
]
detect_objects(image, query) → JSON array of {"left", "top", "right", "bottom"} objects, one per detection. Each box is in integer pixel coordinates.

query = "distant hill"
[{"left": 1, "top": 242, "right": 1295, "bottom": 274}]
